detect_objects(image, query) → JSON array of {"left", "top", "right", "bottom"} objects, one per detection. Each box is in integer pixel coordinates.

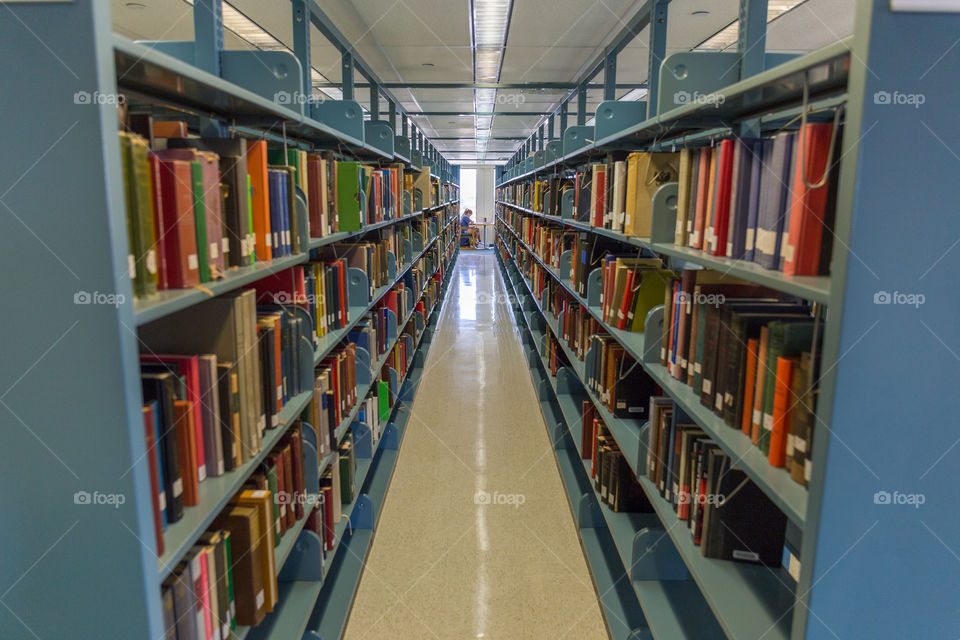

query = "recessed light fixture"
[
  {"left": 422, "top": 63, "right": 435, "bottom": 67},
  {"left": 691, "top": 10, "right": 709, "bottom": 15}
]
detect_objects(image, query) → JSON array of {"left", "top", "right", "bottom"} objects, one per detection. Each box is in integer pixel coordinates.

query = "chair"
[{"left": 460, "top": 226, "right": 479, "bottom": 248}]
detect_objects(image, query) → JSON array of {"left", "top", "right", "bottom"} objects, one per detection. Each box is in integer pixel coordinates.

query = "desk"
[{"left": 474, "top": 222, "right": 495, "bottom": 247}]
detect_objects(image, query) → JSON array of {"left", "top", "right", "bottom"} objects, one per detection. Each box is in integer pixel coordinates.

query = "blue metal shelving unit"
[
  {"left": 492, "top": 3, "right": 960, "bottom": 638},
  {"left": 0, "top": 2, "right": 459, "bottom": 639}
]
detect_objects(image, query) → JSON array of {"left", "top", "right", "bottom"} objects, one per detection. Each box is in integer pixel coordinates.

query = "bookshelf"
[
  {"left": 0, "top": 3, "right": 459, "bottom": 640},
  {"left": 494, "top": 2, "right": 960, "bottom": 639}
]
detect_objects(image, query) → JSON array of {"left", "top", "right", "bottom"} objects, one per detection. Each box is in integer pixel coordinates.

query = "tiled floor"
[{"left": 342, "top": 250, "right": 608, "bottom": 640}]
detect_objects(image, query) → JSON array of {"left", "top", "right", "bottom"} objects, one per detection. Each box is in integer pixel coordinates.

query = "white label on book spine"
[
  {"left": 223, "top": 238, "right": 230, "bottom": 253},
  {"left": 240, "top": 238, "right": 249, "bottom": 257},
  {"left": 188, "top": 254, "right": 198, "bottom": 270},
  {"left": 755, "top": 228, "right": 776, "bottom": 254},
  {"left": 271, "top": 414, "right": 278, "bottom": 428},
  {"left": 763, "top": 413, "right": 773, "bottom": 430},
  {"left": 804, "top": 459, "right": 812, "bottom": 482},
  {"left": 255, "top": 590, "right": 264, "bottom": 610},
  {"left": 660, "top": 347, "right": 666, "bottom": 360},
  {"left": 197, "top": 465, "right": 206, "bottom": 482},
  {"left": 276, "top": 385, "right": 282, "bottom": 401},
  {"left": 753, "top": 409, "right": 761, "bottom": 424},
  {"left": 733, "top": 550, "right": 760, "bottom": 562},
  {"left": 724, "top": 392, "right": 733, "bottom": 406},
  {"left": 695, "top": 362, "right": 702, "bottom": 374},
  {"left": 128, "top": 254, "right": 135, "bottom": 279},
  {"left": 726, "top": 241, "right": 733, "bottom": 256},
  {"left": 794, "top": 437, "right": 807, "bottom": 453},
  {"left": 714, "top": 394, "right": 723, "bottom": 411},
  {"left": 745, "top": 228, "right": 755, "bottom": 250},
  {"left": 146, "top": 250, "right": 157, "bottom": 274},
  {"left": 249, "top": 490, "right": 268, "bottom": 499},
  {"left": 279, "top": 504, "right": 286, "bottom": 519},
  {"left": 272, "top": 232, "right": 278, "bottom": 248},
  {"left": 258, "top": 416, "right": 266, "bottom": 433},
  {"left": 210, "top": 242, "right": 218, "bottom": 259},
  {"left": 158, "top": 491, "right": 166, "bottom": 511},
  {"left": 217, "top": 460, "right": 224, "bottom": 475},
  {"left": 172, "top": 478, "right": 183, "bottom": 497},
  {"left": 788, "top": 554, "right": 801, "bottom": 581},
  {"left": 702, "top": 379, "right": 712, "bottom": 394},
  {"left": 222, "top": 624, "right": 230, "bottom": 639},
  {"left": 681, "top": 357, "right": 688, "bottom": 369},
  {"left": 690, "top": 230, "right": 700, "bottom": 246}
]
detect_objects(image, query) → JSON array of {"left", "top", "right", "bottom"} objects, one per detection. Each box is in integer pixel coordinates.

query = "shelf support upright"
[
  {"left": 389, "top": 100, "right": 397, "bottom": 132},
  {"left": 548, "top": 115, "right": 555, "bottom": 140},
  {"left": 646, "top": 0, "right": 668, "bottom": 117},
  {"left": 291, "top": 0, "right": 312, "bottom": 107},
  {"left": 193, "top": 0, "right": 223, "bottom": 76},
  {"left": 342, "top": 51, "right": 354, "bottom": 102},
  {"left": 604, "top": 50, "right": 617, "bottom": 101},
  {"left": 369, "top": 80, "right": 379, "bottom": 119},
  {"left": 738, "top": 0, "right": 768, "bottom": 81},
  {"left": 577, "top": 84, "right": 587, "bottom": 126},
  {"left": 560, "top": 102, "right": 569, "bottom": 136},
  {"left": 538, "top": 124, "right": 544, "bottom": 150}
]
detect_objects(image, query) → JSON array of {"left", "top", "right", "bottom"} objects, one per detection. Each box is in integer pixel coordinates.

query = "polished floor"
[{"left": 343, "top": 250, "right": 608, "bottom": 640}]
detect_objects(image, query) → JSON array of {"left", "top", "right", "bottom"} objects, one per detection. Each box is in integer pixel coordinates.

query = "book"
[
  {"left": 783, "top": 122, "right": 837, "bottom": 275},
  {"left": 212, "top": 506, "right": 266, "bottom": 626},
  {"left": 246, "top": 140, "right": 272, "bottom": 262},
  {"left": 155, "top": 157, "right": 201, "bottom": 288},
  {"left": 755, "top": 132, "right": 795, "bottom": 270}
]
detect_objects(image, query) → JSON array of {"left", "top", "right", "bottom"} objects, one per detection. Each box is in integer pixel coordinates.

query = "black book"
[
  {"left": 160, "top": 581, "right": 176, "bottom": 639},
  {"left": 612, "top": 356, "right": 659, "bottom": 419},
  {"left": 140, "top": 372, "right": 184, "bottom": 522},
  {"left": 258, "top": 326, "right": 277, "bottom": 430},
  {"left": 217, "top": 362, "right": 239, "bottom": 472},
  {"left": 701, "top": 450, "right": 787, "bottom": 565},
  {"left": 168, "top": 563, "right": 199, "bottom": 640}
]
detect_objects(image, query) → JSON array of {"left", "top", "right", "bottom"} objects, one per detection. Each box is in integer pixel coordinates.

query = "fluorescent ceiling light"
[
  {"left": 619, "top": 88, "right": 648, "bottom": 102},
  {"left": 696, "top": 0, "right": 806, "bottom": 50},
  {"left": 472, "top": 0, "right": 513, "bottom": 157}
]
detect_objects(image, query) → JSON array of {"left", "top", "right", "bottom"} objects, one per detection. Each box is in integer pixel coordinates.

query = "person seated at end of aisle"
[{"left": 460, "top": 209, "right": 479, "bottom": 247}]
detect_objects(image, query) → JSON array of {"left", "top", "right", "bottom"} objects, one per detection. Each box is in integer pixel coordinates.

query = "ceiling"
[{"left": 111, "top": 0, "right": 855, "bottom": 165}]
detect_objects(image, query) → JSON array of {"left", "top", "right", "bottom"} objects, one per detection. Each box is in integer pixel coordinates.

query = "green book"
[
  {"left": 378, "top": 380, "right": 389, "bottom": 421},
  {"left": 118, "top": 134, "right": 140, "bottom": 294},
  {"left": 221, "top": 530, "right": 236, "bottom": 630},
  {"left": 339, "top": 448, "right": 354, "bottom": 505},
  {"left": 190, "top": 160, "right": 210, "bottom": 282},
  {"left": 759, "top": 321, "right": 815, "bottom": 454},
  {"left": 336, "top": 161, "right": 365, "bottom": 232}
]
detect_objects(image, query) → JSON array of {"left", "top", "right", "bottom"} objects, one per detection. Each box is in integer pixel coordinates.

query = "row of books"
[
  {"left": 646, "top": 398, "right": 788, "bottom": 566},
  {"left": 494, "top": 151, "right": 679, "bottom": 239},
  {"left": 160, "top": 429, "right": 307, "bottom": 637},
  {"left": 139, "top": 289, "right": 314, "bottom": 543},
  {"left": 674, "top": 124, "right": 840, "bottom": 276},
  {"left": 661, "top": 271, "right": 819, "bottom": 485},
  {"left": 120, "top": 118, "right": 432, "bottom": 299},
  {"left": 583, "top": 408, "right": 653, "bottom": 513}
]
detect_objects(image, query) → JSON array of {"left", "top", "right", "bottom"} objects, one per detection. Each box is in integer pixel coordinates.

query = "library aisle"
[{"left": 344, "top": 251, "right": 607, "bottom": 639}]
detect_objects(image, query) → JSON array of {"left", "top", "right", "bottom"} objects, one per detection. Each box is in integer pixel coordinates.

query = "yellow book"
[
  {"left": 624, "top": 152, "right": 679, "bottom": 238},
  {"left": 675, "top": 148, "right": 693, "bottom": 245},
  {"left": 233, "top": 490, "right": 278, "bottom": 611}
]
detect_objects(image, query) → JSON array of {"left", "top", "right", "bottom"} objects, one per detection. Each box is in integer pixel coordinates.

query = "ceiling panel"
[{"left": 766, "top": 0, "right": 855, "bottom": 52}]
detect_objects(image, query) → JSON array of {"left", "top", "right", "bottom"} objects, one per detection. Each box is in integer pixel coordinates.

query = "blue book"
[
  {"left": 726, "top": 139, "right": 761, "bottom": 261},
  {"left": 148, "top": 401, "right": 167, "bottom": 528},
  {"left": 754, "top": 132, "right": 795, "bottom": 270},
  {"left": 744, "top": 145, "right": 764, "bottom": 262},
  {"left": 268, "top": 169, "right": 286, "bottom": 257}
]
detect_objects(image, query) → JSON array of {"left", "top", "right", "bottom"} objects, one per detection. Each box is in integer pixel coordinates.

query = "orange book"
[
  {"left": 174, "top": 400, "right": 199, "bottom": 506},
  {"left": 246, "top": 140, "right": 272, "bottom": 262},
  {"left": 741, "top": 338, "right": 760, "bottom": 436},
  {"left": 751, "top": 327, "right": 770, "bottom": 445},
  {"left": 152, "top": 121, "right": 187, "bottom": 138},
  {"left": 768, "top": 356, "right": 796, "bottom": 467},
  {"left": 691, "top": 147, "right": 712, "bottom": 249}
]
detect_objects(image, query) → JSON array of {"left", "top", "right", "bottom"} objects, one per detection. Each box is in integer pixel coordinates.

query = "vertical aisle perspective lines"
[{"left": 342, "top": 250, "right": 609, "bottom": 640}]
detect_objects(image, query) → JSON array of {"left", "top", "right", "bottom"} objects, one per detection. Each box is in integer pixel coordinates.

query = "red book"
[
  {"left": 156, "top": 158, "right": 200, "bottom": 288},
  {"left": 146, "top": 153, "right": 168, "bottom": 291},
  {"left": 321, "top": 485, "right": 335, "bottom": 549},
  {"left": 616, "top": 269, "right": 635, "bottom": 330},
  {"left": 140, "top": 354, "right": 206, "bottom": 482},
  {"left": 337, "top": 260, "right": 348, "bottom": 324},
  {"left": 306, "top": 155, "right": 324, "bottom": 237},
  {"left": 783, "top": 123, "right": 835, "bottom": 275},
  {"left": 691, "top": 148, "right": 712, "bottom": 249},
  {"left": 769, "top": 356, "right": 795, "bottom": 468},
  {"left": 580, "top": 401, "right": 596, "bottom": 460},
  {"left": 143, "top": 404, "right": 164, "bottom": 556},
  {"left": 710, "top": 139, "right": 736, "bottom": 256}
]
